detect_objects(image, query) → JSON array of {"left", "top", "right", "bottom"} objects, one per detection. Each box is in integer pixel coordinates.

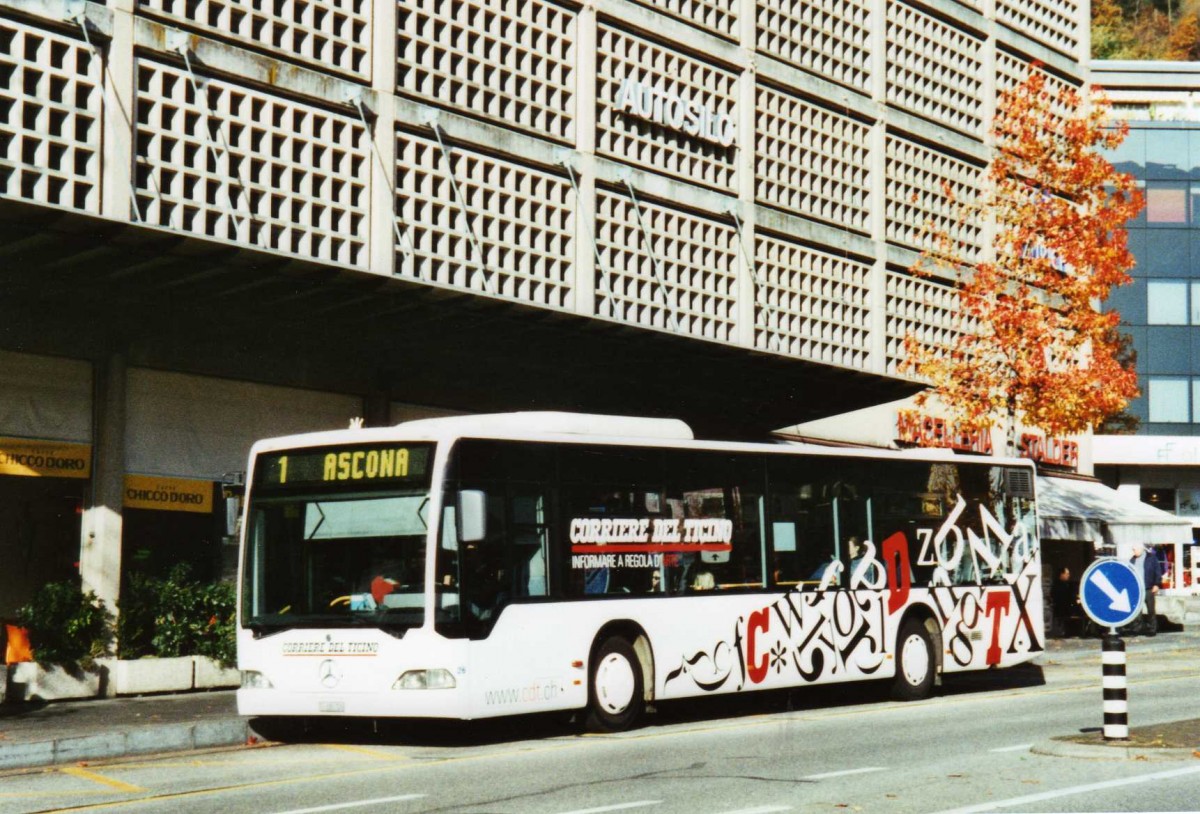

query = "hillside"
[{"left": 1093, "top": 0, "right": 1200, "bottom": 59}]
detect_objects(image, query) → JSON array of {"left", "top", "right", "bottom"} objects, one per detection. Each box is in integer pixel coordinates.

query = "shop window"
[
  {"left": 0, "top": 479, "right": 84, "bottom": 618},
  {"left": 1176, "top": 488, "right": 1200, "bottom": 515},
  {"left": 1141, "top": 487, "right": 1177, "bottom": 513},
  {"left": 122, "top": 506, "right": 222, "bottom": 585}
]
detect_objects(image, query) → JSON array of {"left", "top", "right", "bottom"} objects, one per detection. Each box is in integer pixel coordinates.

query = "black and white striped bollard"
[{"left": 1102, "top": 633, "right": 1128, "bottom": 740}]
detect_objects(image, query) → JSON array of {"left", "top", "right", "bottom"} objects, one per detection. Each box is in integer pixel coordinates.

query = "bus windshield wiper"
[{"left": 246, "top": 620, "right": 296, "bottom": 636}]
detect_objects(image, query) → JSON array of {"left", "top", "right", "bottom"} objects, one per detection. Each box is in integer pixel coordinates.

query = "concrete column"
[
  {"left": 368, "top": 0, "right": 399, "bottom": 276},
  {"left": 866, "top": 0, "right": 890, "bottom": 375},
  {"left": 80, "top": 353, "right": 126, "bottom": 623},
  {"left": 572, "top": 2, "right": 598, "bottom": 318},
  {"left": 734, "top": 82, "right": 757, "bottom": 349},
  {"left": 978, "top": 0, "right": 997, "bottom": 275},
  {"left": 100, "top": 0, "right": 136, "bottom": 221},
  {"left": 734, "top": 0, "right": 757, "bottom": 349}
]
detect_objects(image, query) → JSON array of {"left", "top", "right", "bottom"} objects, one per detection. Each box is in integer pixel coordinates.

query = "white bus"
[{"left": 237, "top": 412, "right": 1042, "bottom": 732}]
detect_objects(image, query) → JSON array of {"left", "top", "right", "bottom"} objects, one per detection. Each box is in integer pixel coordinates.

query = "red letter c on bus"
[{"left": 747, "top": 609, "right": 770, "bottom": 684}]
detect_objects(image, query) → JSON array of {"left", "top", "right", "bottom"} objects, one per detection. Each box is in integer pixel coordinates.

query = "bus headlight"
[
  {"left": 241, "top": 670, "right": 274, "bottom": 689},
  {"left": 393, "top": 669, "right": 456, "bottom": 690}
]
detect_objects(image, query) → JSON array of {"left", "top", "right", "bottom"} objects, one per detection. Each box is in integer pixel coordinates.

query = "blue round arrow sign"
[{"left": 1079, "top": 558, "right": 1144, "bottom": 629}]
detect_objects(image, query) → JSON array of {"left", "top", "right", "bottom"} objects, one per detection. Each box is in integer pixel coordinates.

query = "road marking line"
[
  {"left": 715, "top": 806, "right": 792, "bottom": 814},
  {"left": 802, "top": 767, "right": 886, "bottom": 780},
  {"left": 988, "top": 743, "right": 1033, "bottom": 752},
  {"left": 269, "top": 793, "right": 426, "bottom": 814},
  {"left": 930, "top": 764, "right": 1200, "bottom": 814},
  {"left": 321, "top": 743, "right": 407, "bottom": 760},
  {"left": 554, "top": 802, "right": 662, "bottom": 814},
  {"left": 0, "top": 790, "right": 110, "bottom": 799},
  {"left": 38, "top": 669, "right": 1200, "bottom": 813},
  {"left": 59, "top": 767, "right": 146, "bottom": 793}
]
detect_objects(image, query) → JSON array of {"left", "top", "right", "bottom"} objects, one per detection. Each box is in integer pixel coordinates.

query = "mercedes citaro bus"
[{"left": 237, "top": 412, "right": 1041, "bottom": 732}]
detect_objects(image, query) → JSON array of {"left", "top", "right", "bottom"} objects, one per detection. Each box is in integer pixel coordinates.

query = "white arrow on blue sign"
[{"left": 1079, "top": 558, "right": 1144, "bottom": 629}]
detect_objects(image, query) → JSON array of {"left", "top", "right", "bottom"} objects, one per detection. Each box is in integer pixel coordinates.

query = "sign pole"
[
  {"left": 1101, "top": 629, "right": 1128, "bottom": 740},
  {"left": 1078, "top": 559, "right": 1142, "bottom": 742}
]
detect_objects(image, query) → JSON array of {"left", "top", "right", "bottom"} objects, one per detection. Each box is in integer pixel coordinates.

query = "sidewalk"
[
  {"left": 0, "top": 690, "right": 249, "bottom": 771},
  {"left": 1, "top": 632, "right": 1197, "bottom": 772}
]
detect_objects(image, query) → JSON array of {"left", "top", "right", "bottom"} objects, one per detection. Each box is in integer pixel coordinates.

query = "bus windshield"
[{"left": 241, "top": 443, "right": 434, "bottom": 633}]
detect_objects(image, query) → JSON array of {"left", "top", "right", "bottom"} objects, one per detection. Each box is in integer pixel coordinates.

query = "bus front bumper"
[{"left": 237, "top": 685, "right": 471, "bottom": 719}]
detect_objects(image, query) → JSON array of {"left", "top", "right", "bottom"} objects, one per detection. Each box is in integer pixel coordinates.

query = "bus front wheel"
[
  {"left": 891, "top": 619, "right": 935, "bottom": 701},
  {"left": 586, "top": 636, "right": 644, "bottom": 732}
]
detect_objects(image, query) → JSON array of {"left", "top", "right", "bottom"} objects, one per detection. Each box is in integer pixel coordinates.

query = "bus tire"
[
  {"left": 891, "top": 619, "right": 935, "bottom": 701},
  {"left": 586, "top": 636, "right": 644, "bottom": 732}
]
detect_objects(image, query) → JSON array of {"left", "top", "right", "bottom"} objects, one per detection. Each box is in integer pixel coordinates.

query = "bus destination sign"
[{"left": 255, "top": 444, "right": 430, "bottom": 487}]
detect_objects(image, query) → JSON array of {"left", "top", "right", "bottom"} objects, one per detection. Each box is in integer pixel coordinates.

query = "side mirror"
[
  {"left": 458, "top": 490, "right": 487, "bottom": 543},
  {"left": 225, "top": 496, "right": 241, "bottom": 537},
  {"left": 221, "top": 482, "right": 244, "bottom": 538}
]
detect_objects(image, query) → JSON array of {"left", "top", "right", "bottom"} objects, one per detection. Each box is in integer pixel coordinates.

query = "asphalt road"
[{"left": 3, "top": 635, "right": 1199, "bottom": 814}]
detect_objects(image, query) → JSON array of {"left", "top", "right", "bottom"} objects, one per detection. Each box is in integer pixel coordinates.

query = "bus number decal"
[{"left": 322, "top": 448, "right": 408, "bottom": 481}]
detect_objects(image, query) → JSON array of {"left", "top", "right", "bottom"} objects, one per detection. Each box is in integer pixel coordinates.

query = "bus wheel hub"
[{"left": 596, "top": 652, "right": 636, "bottom": 713}]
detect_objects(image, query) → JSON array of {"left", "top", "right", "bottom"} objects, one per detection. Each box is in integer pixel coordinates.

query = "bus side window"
[
  {"left": 767, "top": 458, "right": 838, "bottom": 590},
  {"left": 511, "top": 493, "right": 550, "bottom": 598},
  {"left": 665, "top": 450, "right": 765, "bottom": 592}
]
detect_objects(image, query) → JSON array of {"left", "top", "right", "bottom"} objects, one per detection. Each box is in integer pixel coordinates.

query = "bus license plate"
[{"left": 318, "top": 700, "right": 345, "bottom": 713}]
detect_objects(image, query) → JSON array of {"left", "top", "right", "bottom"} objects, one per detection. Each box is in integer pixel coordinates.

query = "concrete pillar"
[
  {"left": 100, "top": 0, "right": 136, "bottom": 221},
  {"left": 80, "top": 353, "right": 126, "bottom": 623},
  {"left": 867, "top": 0, "right": 889, "bottom": 375},
  {"left": 733, "top": 0, "right": 757, "bottom": 349},
  {"left": 572, "top": 1, "right": 598, "bottom": 318},
  {"left": 368, "top": 0, "right": 399, "bottom": 277}
]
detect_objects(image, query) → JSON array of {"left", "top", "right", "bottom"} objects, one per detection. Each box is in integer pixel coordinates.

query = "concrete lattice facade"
[
  {"left": 2, "top": 0, "right": 1086, "bottom": 369},
  {"left": 0, "top": 0, "right": 1086, "bottom": 615}
]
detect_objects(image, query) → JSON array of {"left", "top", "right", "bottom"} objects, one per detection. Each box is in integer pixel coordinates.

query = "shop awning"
[{"left": 1037, "top": 476, "right": 1194, "bottom": 547}]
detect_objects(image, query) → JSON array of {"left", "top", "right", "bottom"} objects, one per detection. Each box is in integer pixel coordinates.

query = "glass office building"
[{"left": 1092, "top": 60, "right": 1200, "bottom": 594}]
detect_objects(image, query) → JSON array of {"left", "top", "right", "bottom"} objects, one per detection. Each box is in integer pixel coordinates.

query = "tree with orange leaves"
[{"left": 902, "top": 66, "right": 1144, "bottom": 454}]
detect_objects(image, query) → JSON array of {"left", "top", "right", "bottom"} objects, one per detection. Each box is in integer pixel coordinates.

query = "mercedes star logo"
[{"left": 318, "top": 659, "right": 342, "bottom": 689}]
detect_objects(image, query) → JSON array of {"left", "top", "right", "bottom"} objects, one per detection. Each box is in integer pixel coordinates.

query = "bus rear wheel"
[
  {"left": 586, "top": 636, "right": 644, "bottom": 732},
  {"left": 891, "top": 619, "right": 935, "bottom": 701}
]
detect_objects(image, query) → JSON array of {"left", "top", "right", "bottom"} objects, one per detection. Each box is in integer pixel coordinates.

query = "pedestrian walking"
[{"left": 1130, "top": 544, "right": 1164, "bottom": 636}]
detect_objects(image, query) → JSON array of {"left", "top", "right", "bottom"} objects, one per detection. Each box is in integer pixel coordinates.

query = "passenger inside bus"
[
  {"left": 691, "top": 570, "right": 716, "bottom": 591},
  {"left": 848, "top": 537, "right": 883, "bottom": 587},
  {"left": 467, "top": 554, "right": 509, "bottom": 621}
]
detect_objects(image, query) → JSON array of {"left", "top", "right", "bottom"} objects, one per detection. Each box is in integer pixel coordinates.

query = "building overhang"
[
  {"left": 1038, "top": 474, "right": 1194, "bottom": 547},
  {"left": 0, "top": 200, "right": 920, "bottom": 438}
]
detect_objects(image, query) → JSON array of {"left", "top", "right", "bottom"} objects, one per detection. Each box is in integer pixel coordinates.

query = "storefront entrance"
[{"left": 0, "top": 477, "right": 84, "bottom": 618}]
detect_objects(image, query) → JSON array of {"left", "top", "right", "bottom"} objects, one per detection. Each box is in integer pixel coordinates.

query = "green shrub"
[
  {"left": 115, "top": 571, "right": 160, "bottom": 660},
  {"left": 16, "top": 580, "right": 113, "bottom": 667},
  {"left": 117, "top": 564, "right": 236, "bottom": 667}
]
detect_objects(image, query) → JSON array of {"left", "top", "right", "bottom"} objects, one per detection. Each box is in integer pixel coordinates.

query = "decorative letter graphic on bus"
[{"left": 663, "top": 495, "right": 1041, "bottom": 694}]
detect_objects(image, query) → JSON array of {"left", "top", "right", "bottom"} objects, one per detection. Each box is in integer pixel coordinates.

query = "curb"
[
  {"left": 1032, "top": 739, "right": 1200, "bottom": 761},
  {"left": 0, "top": 719, "right": 251, "bottom": 771}
]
